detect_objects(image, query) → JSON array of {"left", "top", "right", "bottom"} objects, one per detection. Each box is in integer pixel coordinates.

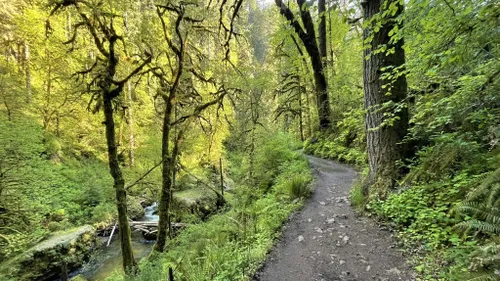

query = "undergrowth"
[{"left": 107, "top": 132, "right": 313, "bottom": 281}]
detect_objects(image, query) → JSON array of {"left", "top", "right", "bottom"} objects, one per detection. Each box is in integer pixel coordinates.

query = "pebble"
[{"left": 387, "top": 267, "right": 401, "bottom": 275}]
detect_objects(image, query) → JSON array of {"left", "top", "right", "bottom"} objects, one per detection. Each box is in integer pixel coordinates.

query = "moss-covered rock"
[
  {"left": 127, "top": 197, "right": 145, "bottom": 220},
  {"left": 173, "top": 188, "right": 222, "bottom": 221},
  {"left": 0, "top": 225, "right": 97, "bottom": 281}
]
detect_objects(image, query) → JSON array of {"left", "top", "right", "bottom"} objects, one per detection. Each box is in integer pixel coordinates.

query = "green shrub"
[
  {"left": 370, "top": 171, "right": 476, "bottom": 251},
  {"left": 349, "top": 181, "right": 365, "bottom": 212},
  {"left": 304, "top": 132, "right": 366, "bottom": 168},
  {"left": 283, "top": 175, "right": 311, "bottom": 199}
]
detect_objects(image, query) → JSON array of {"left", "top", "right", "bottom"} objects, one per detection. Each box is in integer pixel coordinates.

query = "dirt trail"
[{"left": 255, "top": 156, "right": 416, "bottom": 281}]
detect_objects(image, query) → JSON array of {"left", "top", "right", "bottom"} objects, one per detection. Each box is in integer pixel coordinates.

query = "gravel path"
[{"left": 254, "top": 156, "right": 416, "bottom": 281}]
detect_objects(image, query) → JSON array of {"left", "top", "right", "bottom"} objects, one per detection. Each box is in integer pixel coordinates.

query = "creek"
[{"left": 65, "top": 203, "right": 159, "bottom": 281}]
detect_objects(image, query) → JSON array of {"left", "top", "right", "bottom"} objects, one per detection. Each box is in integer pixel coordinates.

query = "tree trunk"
[
  {"left": 103, "top": 93, "right": 136, "bottom": 272},
  {"left": 153, "top": 86, "right": 174, "bottom": 252},
  {"left": 318, "top": 0, "right": 327, "bottom": 60},
  {"left": 102, "top": 53, "right": 136, "bottom": 271},
  {"left": 44, "top": 55, "right": 52, "bottom": 130},
  {"left": 361, "top": 0, "right": 409, "bottom": 200},
  {"left": 276, "top": 0, "right": 332, "bottom": 129},
  {"left": 127, "top": 80, "right": 135, "bottom": 167},
  {"left": 24, "top": 42, "right": 31, "bottom": 103},
  {"left": 311, "top": 54, "right": 331, "bottom": 129},
  {"left": 3, "top": 100, "right": 12, "bottom": 121}
]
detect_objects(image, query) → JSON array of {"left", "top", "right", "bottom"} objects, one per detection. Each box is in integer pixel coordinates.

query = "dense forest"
[{"left": 0, "top": 0, "right": 498, "bottom": 280}]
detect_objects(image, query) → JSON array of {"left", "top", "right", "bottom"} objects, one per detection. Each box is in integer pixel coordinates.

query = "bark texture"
[
  {"left": 101, "top": 49, "right": 136, "bottom": 272},
  {"left": 153, "top": 80, "right": 175, "bottom": 252},
  {"left": 362, "top": 0, "right": 409, "bottom": 200},
  {"left": 127, "top": 80, "right": 135, "bottom": 167}
]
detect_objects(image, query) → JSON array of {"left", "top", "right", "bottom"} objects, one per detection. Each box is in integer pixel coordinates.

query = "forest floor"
[{"left": 254, "top": 156, "right": 417, "bottom": 281}]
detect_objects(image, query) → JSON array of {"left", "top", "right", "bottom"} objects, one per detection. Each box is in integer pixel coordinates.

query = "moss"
[
  {"left": 172, "top": 188, "right": 220, "bottom": 221},
  {"left": 0, "top": 225, "right": 96, "bottom": 281},
  {"left": 175, "top": 188, "right": 214, "bottom": 205},
  {"left": 127, "top": 197, "right": 146, "bottom": 220}
]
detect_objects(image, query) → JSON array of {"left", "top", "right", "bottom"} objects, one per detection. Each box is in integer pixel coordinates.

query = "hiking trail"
[{"left": 255, "top": 156, "right": 416, "bottom": 281}]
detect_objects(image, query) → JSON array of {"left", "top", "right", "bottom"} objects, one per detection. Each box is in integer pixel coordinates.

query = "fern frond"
[
  {"left": 455, "top": 219, "right": 500, "bottom": 235},
  {"left": 457, "top": 203, "right": 500, "bottom": 225},
  {"left": 464, "top": 271, "right": 500, "bottom": 281},
  {"left": 488, "top": 183, "right": 500, "bottom": 207},
  {"left": 467, "top": 168, "right": 500, "bottom": 202},
  {"left": 471, "top": 243, "right": 500, "bottom": 257}
]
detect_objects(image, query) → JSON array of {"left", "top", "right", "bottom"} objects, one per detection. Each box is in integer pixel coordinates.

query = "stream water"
[{"left": 71, "top": 203, "right": 159, "bottom": 281}]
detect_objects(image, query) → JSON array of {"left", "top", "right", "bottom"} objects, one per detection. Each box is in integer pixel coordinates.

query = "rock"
[
  {"left": 70, "top": 274, "right": 88, "bottom": 281},
  {"left": 342, "top": 235, "right": 350, "bottom": 243},
  {"left": 298, "top": 235, "right": 305, "bottom": 242},
  {"left": 315, "top": 227, "right": 324, "bottom": 233},
  {"left": 127, "top": 197, "right": 146, "bottom": 220},
  {"left": 326, "top": 218, "right": 335, "bottom": 224},
  {"left": 0, "top": 225, "right": 97, "bottom": 281},
  {"left": 336, "top": 196, "right": 348, "bottom": 203},
  {"left": 139, "top": 198, "right": 154, "bottom": 208},
  {"left": 319, "top": 201, "right": 326, "bottom": 206},
  {"left": 387, "top": 267, "right": 401, "bottom": 275}
]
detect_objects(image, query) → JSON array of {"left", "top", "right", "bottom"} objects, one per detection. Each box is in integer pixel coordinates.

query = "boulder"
[
  {"left": 127, "top": 197, "right": 146, "bottom": 220},
  {"left": 172, "top": 188, "right": 221, "bottom": 221},
  {"left": 0, "top": 225, "right": 97, "bottom": 281}
]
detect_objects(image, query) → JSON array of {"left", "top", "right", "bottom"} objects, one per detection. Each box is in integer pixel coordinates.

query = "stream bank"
[{"left": 69, "top": 203, "right": 160, "bottom": 281}]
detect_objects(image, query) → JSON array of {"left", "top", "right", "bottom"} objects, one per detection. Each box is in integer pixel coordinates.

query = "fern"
[
  {"left": 456, "top": 168, "right": 500, "bottom": 280},
  {"left": 456, "top": 202, "right": 500, "bottom": 228},
  {"left": 455, "top": 219, "right": 500, "bottom": 235},
  {"left": 467, "top": 168, "right": 500, "bottom": 203},
  {"left": 462, "top": 272, "right": 500, "bottom": 281}
]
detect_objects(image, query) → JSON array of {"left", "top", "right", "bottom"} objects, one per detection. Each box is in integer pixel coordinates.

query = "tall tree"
[
  {"left": 361, "top": 0, "right": 409, "bottom": 200},
  {"left": 274, "top": 0, "right": 332, "bottom": 129},
  {"left": 49, "top": 0, "right": 151, "bottom": 273},
  {"left": 152, "top": 1, "right": 236, "bottom": 252}
]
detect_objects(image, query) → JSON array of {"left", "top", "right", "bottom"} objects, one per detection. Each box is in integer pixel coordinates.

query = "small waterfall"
[{"left": 143, "top": 202, "right": 159, "bottom": 222}]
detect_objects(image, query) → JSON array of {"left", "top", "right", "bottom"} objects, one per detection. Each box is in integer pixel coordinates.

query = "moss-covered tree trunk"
[
  {"left": 361, "top": 0, "right": 409, "bottom": 200},
  {"left": 154, "top": 7, "right": 187, "bottom": 252},
  {"left": 153, "top": 88, "right": 174, "bottom": 252},
  {"left": 101, "top": 43, "right": 136, "bottom": 272},
  {"left": 126, "top": 80, "right": 135, "bottom": 167}
]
